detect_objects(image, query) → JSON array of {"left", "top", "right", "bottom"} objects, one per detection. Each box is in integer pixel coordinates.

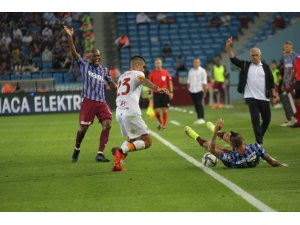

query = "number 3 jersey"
[{"left": 116, "top": 70, "right": 145, "bottom": 116}]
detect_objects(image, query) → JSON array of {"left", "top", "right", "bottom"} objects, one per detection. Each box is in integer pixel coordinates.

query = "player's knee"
[{"left": 102, "top": 120, "right": 112, "bottom": 130}]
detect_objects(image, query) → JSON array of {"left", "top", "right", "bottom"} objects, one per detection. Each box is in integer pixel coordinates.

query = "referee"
[
  {"left": 226, "top": 36, "right": 276, "bottom": 145},
  {"left": 149, "top": 58, "right": 173, "bottom": 130}
]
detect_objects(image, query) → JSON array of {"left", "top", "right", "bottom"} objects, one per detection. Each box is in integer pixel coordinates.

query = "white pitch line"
[
  {"left": 150, "top": 130, "right": 276, "bottom": 212},
  {"left": 170, "top": 120, "right": 181, "bottom": 126}
]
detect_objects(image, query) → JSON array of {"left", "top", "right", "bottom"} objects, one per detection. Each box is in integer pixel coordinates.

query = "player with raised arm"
[
  {"left": 184, "top": 119, "right": 287, "bottom": 168},
  {"left": 64, "top": 25, "right": 117, "bottom": 163},
  {"left": 112, "top": 55, "right": 169, "bottom": 172}
]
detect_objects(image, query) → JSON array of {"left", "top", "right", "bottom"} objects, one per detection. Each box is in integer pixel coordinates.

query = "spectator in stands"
[
  {"left": 114, "top": 34, "right": 130, "bottom": 50},
  {"left": 0, "top": 32, "right": 12, "bottom": 51},
  {"left": 136, "top": 12, "right": 151, "bottom": 25},
  {"left": 30, "top": 41, "right": 41, "bottom": 58},
  {"left": 156, "top": 13, "right": 168, "bottom": 25},
  {"left": 22, "top": 31, "right": 33, "bottom": 47},
  {"left": 187, "top": 58, "right": 208, "bottom": 124},
  {"left": 207, "top": 13, "right": 222, "bottom": 27},
  {"left": 212, "top": 56, "right": 227, "bottom": 110},
  {"left": 221, "top": 13, "right": 231, "bottom": 26},
  {"left": 12, "top": 25, "right": 23, "bottom": 41},
  {"left": 239, "top": 15, "right": 250, "bottom": 29},
  {"left": 175, "top": 55, "right": 188, "bottom": 76},
  {"left": 42, "top": 46, "right": 53, "bottom": 69},
  {"left": 42, "top": 24, "right": 53, "bottom": 46},
  {"left": 162, "top": 43, "right": 172, "bottom": 58},
  {"left": 272, "top": 14, "right": 286, "bottom": 34}
]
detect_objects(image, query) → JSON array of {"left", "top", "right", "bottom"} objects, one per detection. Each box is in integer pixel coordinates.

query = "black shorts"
[
  {"left": 153, "top": 93, "right": 170, "bottom": 108},
  {"left": 295, "top": 81, "right": 300, "bottom": 99}
]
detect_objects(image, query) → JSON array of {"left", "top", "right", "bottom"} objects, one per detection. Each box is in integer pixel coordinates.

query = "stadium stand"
[
  {"left": 0, "top": 12, "right": 91, "bottom": 88},
  {"left": 116, "top": 12, "right": 254, "bottom": 74}
]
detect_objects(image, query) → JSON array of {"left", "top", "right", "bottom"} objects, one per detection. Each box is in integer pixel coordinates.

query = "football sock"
[
  {"left": 185, "top": 126, "right": 199, "bottom": 141},
  {"left": 155, "top": 111, "right": 162, "bottom": 124},
  {"left": 196, "top": 137, "right": 207, "bottom": 147},
  {"left": 121, "top": 141, "right": 146, "bottom": 154},
  {"left": 296, "top": 105, "right": 300, "bottom": 124},
  {"left": 99, "top": 128, "right": 110, "bottom": 152},
  {"left": 133, "top": 140, "right": 146, "bottom": 151},
  {"left": 75, "top": 147, "right": 80, "bottom": 151},
  {"left": 162, "top": 111, "right": 168, "bottom": 128},
  {"left": 75, "top": 130, "right": 86, "bottom": 149}
]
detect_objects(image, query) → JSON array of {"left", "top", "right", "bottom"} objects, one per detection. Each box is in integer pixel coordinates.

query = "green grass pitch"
[{"left": 0, "top": 103, "right": 300, "bottom": 212}]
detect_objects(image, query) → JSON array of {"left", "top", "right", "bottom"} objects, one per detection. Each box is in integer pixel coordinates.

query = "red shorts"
[
  {"left": 79, "top": 98, "right": 112, "bottom": 126},
  {"left": 213, "top": 82, "right": 225, "bottom": 91}
]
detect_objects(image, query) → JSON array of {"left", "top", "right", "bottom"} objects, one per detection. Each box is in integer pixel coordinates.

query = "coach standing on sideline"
[
  {"left": 226, "top": 36, "right": 276, "bottom": 145},
  {"left": 64, "top": 25, "right": 117, "bottom": 163}
]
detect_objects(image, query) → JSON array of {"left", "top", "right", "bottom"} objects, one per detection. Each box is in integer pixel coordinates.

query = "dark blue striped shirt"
[
  {"left": 219, "top": 143, "right": 268, "bottom": 168},
  {"left": 77, "top": 56, "right": 111, "bottom": 102},
  {"left": 284, "top": 52, "right": 299, "bottom": 85}
]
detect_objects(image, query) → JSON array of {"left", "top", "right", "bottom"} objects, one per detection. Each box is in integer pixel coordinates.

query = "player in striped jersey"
[
  {"left": 185, "top": 119, "right": 287, "bottom": 168},
  {"left": 64, "top": 25, "right": 117, "bottom": 163}
]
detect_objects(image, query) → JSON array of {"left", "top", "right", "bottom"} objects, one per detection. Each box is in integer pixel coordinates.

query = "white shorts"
[{"left": 116, "top": 112, "right": 149, "bottom": 139}]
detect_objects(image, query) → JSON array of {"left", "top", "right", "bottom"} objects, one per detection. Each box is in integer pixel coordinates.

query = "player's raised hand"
[
  {"left": 226, "top": 36, "right": 233, "bottom": 48},
  {"left": 215, "top": 118, "right": 224, "bottom": 131},
  {"left": 63, "top": 25, "right": 74, "bottom": 37},
  {"left": 157, "top": 87, "right": 169, "bottom": 95}
]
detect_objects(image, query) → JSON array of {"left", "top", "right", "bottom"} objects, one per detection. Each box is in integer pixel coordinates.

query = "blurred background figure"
[
  {"left": 187, "top": 58, "right": 207, "bottom": 125},
  {"left": 211, "top": 56, "right": 226, "bottom": 109}
]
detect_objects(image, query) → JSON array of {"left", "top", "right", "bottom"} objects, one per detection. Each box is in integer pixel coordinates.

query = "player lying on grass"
[{"left": 185, "top": 118, "right": 287, "bottom": 168}]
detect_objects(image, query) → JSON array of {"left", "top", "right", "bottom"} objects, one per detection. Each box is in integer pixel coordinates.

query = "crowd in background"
[{"left": 0, "top": 12, "right": 92, "bottom": 76}]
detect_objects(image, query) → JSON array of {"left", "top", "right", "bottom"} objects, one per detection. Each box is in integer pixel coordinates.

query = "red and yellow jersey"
[
  {"left": 294, "top": 57, "right": 300, "bottom": 81},
  {"left": 149, "top": 69, "right": 172, "bottom": 93}
]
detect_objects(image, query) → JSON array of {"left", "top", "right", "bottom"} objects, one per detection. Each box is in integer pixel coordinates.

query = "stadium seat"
[{"left": 53, "top": 73, "right": 63, "bottom": 84}]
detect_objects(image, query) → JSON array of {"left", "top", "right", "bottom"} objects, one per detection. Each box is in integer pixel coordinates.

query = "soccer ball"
[{"left": 202, "top": 153, "right": 218, "bottom": 167}]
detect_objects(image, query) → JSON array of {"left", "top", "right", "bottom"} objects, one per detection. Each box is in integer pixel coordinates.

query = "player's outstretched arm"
[
  {"left": 264, "top": 155, "right": 288, "bottom": 167},
  {"left": 138, "top": 76, "right": 170, "bottom": 95},
  {"left": 208, "top": 119, "right": 224, "bottom": 157},
  {"left": 63, "top": 25, "right": 80, "bottom": 60}
]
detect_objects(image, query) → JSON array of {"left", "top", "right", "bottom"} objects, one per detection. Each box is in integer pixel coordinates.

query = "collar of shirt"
[{"left": 251, "top": 61, "right": 263, "bottom": 66}]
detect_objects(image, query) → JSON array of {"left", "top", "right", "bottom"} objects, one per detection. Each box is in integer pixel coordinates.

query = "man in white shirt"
[
  {"left": 226, "top": 36, "right": 276, "bottom": 145},
  {"left": 112, "top": 55, "right": 169, "bottom": 172},
  {"left": 136, "top": 12, "right": 151, "bottom": 25},
  {"left": 187, "top": 58, "right": 208, "bottom": 124}
]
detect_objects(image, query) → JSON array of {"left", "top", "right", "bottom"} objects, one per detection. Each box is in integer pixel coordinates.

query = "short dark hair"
[
  {"left": 130, "top": 55, "right": 146, "bottom": 64},
  {"left": 230, "top": 131, "right": 244, "bottom": 148}
]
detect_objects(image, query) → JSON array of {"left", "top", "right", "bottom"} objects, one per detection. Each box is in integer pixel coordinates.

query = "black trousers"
[
  {"left": 245, "top": 98, "right": 271, "bottom": 145},
  {"left": 190, "top": 91, "right": 204, "bottom": 119}
]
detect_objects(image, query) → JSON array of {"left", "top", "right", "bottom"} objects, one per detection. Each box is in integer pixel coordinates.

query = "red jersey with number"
[
  {"left": 116, "top": 70, "right": 145, "bottom": 116},
  {"left": 149, "top": 69, "right": 172, "bottom": 93},
  {"left": 294, "top": 57, "right": 300, "bottom": 81}
]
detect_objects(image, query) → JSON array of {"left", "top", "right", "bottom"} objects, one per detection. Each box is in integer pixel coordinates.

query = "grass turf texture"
[{"left": 0, "top": 103, "right": 299, "bottom": 212}]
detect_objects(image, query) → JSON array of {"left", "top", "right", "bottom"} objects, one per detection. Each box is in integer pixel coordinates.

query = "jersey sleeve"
[
  {"left": 76, "top": 55, "right": 86, "bottom": 67},
  {"left": 219, "top": 151, "right": 234, "bottom": 164},
  {"left": 166, "top": 70, "right": 172, "bottom": 81},
  {"left": 254, "top": 143, "right": 268, "bottom": 159},
  {"left": 104, "top": 67, "right": 112, "bottom": 83}
]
